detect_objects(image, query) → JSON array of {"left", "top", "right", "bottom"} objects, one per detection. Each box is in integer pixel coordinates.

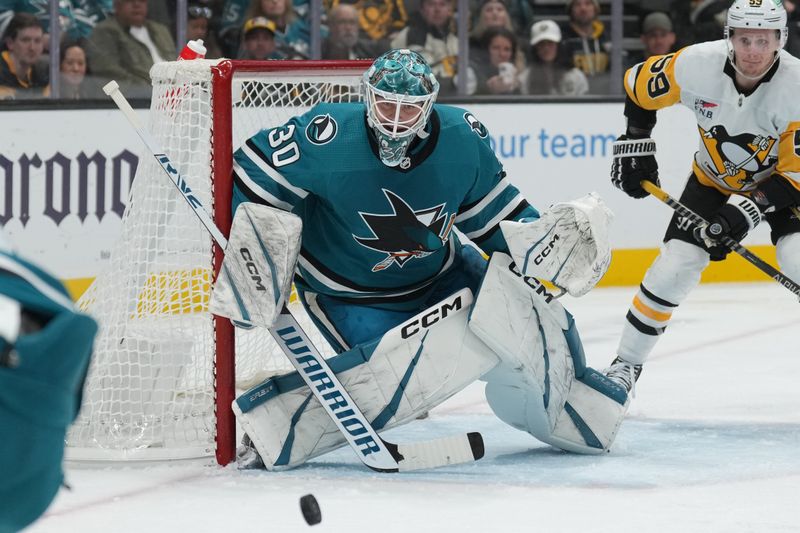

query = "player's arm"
[
  {"left": 231, "top": 116, "right": 312, "bottom": 214},
  {"left": 695, "top": 125, "right": 800, "bottom": 249},
  {"left": 455, "top": 128, "right": 539, "bottom": 254},
  {"left": 758, "top": 121, "right": 800, "bottom": 212},
  {"left": 612, "top": 50, "right": 684, "bottom": 199},
  {"left": 694, "top": 122, "right": 800, "bottom": 248}
]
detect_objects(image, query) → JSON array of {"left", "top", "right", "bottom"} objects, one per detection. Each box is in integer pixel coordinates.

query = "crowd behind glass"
[{"left": 2, "top": 0, "right": 800, "bottom": 101}]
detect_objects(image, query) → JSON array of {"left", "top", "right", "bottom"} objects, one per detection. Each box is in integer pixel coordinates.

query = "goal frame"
[{"left": 209, "top": 59, "right": 371, "bottom": 465}]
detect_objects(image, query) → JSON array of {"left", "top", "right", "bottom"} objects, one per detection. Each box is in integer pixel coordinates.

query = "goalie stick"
[
  {"left": 641, "top": 181, "right": 800, "bottom": 298},
  {"left": 103, "top": 80, "right": 485, "bottom": 472}
]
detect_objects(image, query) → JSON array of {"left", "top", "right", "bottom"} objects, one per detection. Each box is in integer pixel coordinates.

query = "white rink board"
[{"left": 0, "top": 103, "right": 772, "bottom": 280}]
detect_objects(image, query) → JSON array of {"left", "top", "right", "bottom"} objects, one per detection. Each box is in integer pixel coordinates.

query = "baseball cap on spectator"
[
  {"left": 642, "top": 12, "right": 672, "bottom": 34},
  {"left": 530, "top": 19, "right": 562, "bottom": 45},
  {"left": 243, "top": 17, "right": 277, "bottom": 37}
]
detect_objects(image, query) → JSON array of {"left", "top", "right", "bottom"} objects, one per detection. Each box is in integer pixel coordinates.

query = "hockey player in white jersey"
[
  {"left": 607, "top": 0, "right": 800, "bottom": 392},
  {"left": 215, "top": 49, "right": 630, "bottom": 470}
]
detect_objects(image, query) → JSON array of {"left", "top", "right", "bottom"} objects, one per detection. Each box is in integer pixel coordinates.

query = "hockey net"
[{"left": 65, "top": 59, "right": 368, "bottom": 464}]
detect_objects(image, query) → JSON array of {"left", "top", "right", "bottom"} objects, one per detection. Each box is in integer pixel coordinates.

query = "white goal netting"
[{"left": 66, "top": 59, "right": 365, "bottom": 461}]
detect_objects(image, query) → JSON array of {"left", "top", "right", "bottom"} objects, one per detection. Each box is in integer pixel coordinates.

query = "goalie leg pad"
[
  {"left": 234, "top": 288, "right": 499, "bottom": 470},
  {"left": 471, "top": 253, "right": 627, "bottom": 454}
]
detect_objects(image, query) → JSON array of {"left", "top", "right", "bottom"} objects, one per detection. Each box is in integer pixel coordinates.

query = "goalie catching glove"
[
  {"left": 611, "top": 135, "right": 659, "bottom": 199},
  {"left": 500, "top": 193, "right": 613, "bottom": 297}
]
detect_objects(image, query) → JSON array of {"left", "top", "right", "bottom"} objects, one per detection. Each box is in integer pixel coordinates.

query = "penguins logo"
[
  {"left": 305, "top": 114, "right": 338, "bottom": 145},
  {"left": 698, "top": 125, "right": 777, "bottom": 188},
  {"left": 463, "top": 112, "right": 488, "bottom": 138},
  {"left": 354, "top": 189, "right": 456, "bottom": 272}
]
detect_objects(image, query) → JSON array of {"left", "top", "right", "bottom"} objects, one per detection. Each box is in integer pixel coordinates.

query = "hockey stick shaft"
[
  {"left": 642, "top": 181, "right": 800, "bottom": 297},
  {"left": 104, "top": 81, "right": 483, "bottom": 472}
]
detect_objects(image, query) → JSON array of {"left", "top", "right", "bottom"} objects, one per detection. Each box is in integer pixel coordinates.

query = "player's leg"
[
  {"left": 234, "top": 287, "right": 499, "bottom": 469},
  {"left": 298, "top": 243, "right": 488, "bottom": 352},
  {"left": 471, "top": 253, "right": 628, "bottom": 454},
  {"left": 607, "top": 173, "right": 723, "bottom": 392},
  {"left": 768, "top": 207, "right": 800, "bottom": 296}
]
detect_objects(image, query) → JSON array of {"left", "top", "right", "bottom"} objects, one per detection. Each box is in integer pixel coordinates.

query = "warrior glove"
[
  {"left": 611, "top": 135, "right": 659, "bottom": 199},
  {"left": 693, "top": 195, "right": 762, "bottom": 248}
]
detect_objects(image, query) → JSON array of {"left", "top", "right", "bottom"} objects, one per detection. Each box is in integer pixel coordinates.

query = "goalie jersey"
[
  {"left": 625, "top": 40, "right": 800, "bottom": 196},
  {"left": 232, "top": 103, "right": 538, "bottom": 308}
]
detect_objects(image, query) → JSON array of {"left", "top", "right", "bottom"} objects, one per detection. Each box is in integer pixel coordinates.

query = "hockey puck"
[{"left": 299, "top": 494, "right": 321, "bottom": 526}]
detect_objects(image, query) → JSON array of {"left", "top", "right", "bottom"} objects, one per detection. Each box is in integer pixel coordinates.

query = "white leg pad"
[
  {"left": 471, "top": 253, "right": 628, "bottom": 454},
  {"left": 234, "top": 288, "right": 499, "bottom": 470}
]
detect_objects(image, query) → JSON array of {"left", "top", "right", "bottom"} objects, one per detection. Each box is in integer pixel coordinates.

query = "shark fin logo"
[
  {"left": 354, "top": 189, "right": 456, "bottom": 272},
  {"left": 698, "top": 125, "right": 777, "bottom": 189}
]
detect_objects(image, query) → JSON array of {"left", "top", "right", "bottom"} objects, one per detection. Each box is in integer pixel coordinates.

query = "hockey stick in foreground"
[
  {"left": 103, "top": 81, "right": 484, "bottom": 472},
  {"left": 641, "top": 180, "right": 800, "bottom": 298}
]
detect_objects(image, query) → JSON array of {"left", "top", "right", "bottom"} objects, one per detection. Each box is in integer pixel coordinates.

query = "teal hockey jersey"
[{"left": 232, "top": 103, "right": 538, "bottom": 305}]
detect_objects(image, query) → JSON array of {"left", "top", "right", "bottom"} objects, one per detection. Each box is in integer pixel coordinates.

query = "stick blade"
[{"left": 396, "top": 432, "right": 484, "bottom": 472}]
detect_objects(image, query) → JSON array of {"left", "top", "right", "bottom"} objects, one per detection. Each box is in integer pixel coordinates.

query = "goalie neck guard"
[{"left": 363, "top": 49, "right": 440, "bottom": 168}]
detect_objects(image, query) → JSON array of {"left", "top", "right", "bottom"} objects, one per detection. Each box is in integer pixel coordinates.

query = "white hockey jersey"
[{"left": 625, "top": 40, "right": 800, "bottom": 196}]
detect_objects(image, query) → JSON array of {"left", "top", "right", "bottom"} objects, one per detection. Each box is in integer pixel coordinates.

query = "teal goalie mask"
[{"left": 363, "top": 49, "right": 440, "bottom": 167}]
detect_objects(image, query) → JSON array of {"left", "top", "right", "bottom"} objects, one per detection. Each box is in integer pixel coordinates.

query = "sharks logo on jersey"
[
  {"left": 463, "top": 112, "right": 488, "bottom": 138},
  {"left": 305, "top": 114, "right": 338, "bottom": 145},
  {"left": 354, "top": 189, "right": 456, "bottom": 272},
  {"left": 698, "top": 125, "right": 777, "bottom": 189}
]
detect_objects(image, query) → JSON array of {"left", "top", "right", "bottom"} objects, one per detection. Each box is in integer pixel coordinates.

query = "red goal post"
[{"left": 67, "top": 59, "right": 371, "bottom": 465}]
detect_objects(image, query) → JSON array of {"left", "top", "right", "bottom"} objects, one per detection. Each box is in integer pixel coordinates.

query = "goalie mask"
[
  {"left": 363, "top": 49, "right": 440, "bottom": 167},
  {"left": 725, "top": 0, "right": 787, "bottom": 80}
]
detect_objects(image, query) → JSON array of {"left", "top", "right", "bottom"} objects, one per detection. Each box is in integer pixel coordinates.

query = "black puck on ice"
[{"left": 299, "top": 494, "right": 321, "bottom": 526}]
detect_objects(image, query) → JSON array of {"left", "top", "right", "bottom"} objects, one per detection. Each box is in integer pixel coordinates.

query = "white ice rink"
[{"left": 28, "top": 283, "right": 800, "bottom": 533}]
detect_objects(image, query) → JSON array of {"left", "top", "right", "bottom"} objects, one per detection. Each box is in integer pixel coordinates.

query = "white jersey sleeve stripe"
[
  {"left": 463, "top": 193, "right": 525, "bottom": 241},
  {"left": 455, "top": 178, "right": 510, "bottom": 223},
  {"left": 232, "top": 160, "right": 294, "bottom": 211},
  {"left": 241, "top": 143, "right": 308, "bottom": 199}
]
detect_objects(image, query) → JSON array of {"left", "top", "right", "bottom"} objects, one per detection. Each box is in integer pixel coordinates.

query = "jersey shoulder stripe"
[{"left": 625, "top": 47, "right": 686, "bottom": 110}]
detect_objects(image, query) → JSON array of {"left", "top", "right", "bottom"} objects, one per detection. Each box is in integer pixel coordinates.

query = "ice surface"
[{"left": 28, "top": 283, "right": 800, "bottom": 533}]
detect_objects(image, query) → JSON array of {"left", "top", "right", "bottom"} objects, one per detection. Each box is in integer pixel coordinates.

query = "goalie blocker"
[{"left": 236, "top": 252, "right": 628, "bottom": 469}]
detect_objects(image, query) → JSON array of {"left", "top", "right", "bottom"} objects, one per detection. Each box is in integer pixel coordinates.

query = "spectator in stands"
[
  {"left": 324, "top": 0, "right": 407, "bottom": 54},
  {"left": 669, "top": 0, "right": 728, "bottom": 49},
  {"left": 472, "top": 26, "right": 521, "bottom": 95},
  {"left": 633, "top": 11, "right": 676, "bottom": 65},
  {"left": 560, "top": 0, "right": 610, "bottom": 94},
  {"left": 468, "top": 0, "right": 525, "bottom": 80},
  {"left": 0, "top": 12, "right": 48, "bottom": 100},
  {"left": 0, "top": 2, "right": 112, "bottom": 42},
  {"left": 238, "top": 16, "right": 285, "bottom": 59},
  {"left": 322, "top": 4, "right": 378, "bottom": 59},
  {"left": 87, "top": 0, "right": 177, "bottom": 98},
  {"left": 59, "top": 38, "right": 103, "bottom": 99},
  {"left": 470, "top": 0, "right": 516, "bottom": 38},
  {"left": 186, "top": 1, "right": 224, "bottom": 58},
  {"left": 239, "top": 0, "right": 313, "bottom": 58},
  {"left": 390, "top": 0, "right": 460, "bottom": 95},
  {"left": 519, "top": 19, "right": 588, "bottom": 96}
]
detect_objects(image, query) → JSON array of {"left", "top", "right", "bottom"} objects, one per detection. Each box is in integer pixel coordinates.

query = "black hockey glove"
[
  {"left": 610, "top": 135, "right": 659, "bottom": 199},
  {"left": 693, "top": 195, "right": 762, "bottom": 248}
]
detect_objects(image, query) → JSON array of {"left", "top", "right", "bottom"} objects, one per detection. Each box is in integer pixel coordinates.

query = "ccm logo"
[
  {"left": 534, "top": 234, "right": 560, "bottom": 265},
  {"left": 401, "top": 296, "right": 463, "bottom": 339},
  {"left": 240, "top": 248, "right": 266, "bottom": 291}
]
